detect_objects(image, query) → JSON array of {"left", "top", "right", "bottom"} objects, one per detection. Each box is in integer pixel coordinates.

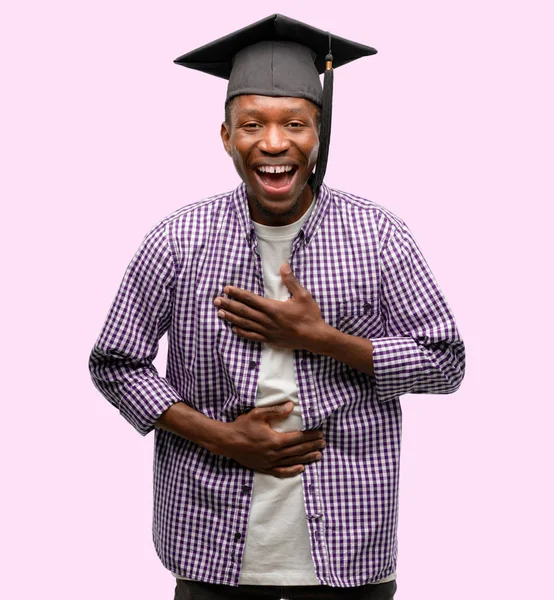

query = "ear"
[{"left": 220, "top": 122, "right": 232, "bottom": 156}]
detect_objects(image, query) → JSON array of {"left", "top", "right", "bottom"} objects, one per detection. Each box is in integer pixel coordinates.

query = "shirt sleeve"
[
  {"left": 370, "top": 217, "right": 465, "bottom": 403},
  {"left": 89, "top": 220, "right": 183, "bottom": 435}
]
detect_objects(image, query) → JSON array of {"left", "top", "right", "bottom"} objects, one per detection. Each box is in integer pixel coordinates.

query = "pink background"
[{"left": 2, "top": 1, "right": 553, "bottom": 598}]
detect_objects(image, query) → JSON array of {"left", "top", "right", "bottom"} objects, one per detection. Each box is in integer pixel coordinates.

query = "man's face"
[{"left": 221, "top": 95, "right": 319, "bottom": 226}]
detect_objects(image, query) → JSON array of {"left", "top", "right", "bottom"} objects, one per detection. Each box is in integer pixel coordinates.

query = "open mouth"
[{"left": 254, "top": 164, "right": 298, "bottom": 194}]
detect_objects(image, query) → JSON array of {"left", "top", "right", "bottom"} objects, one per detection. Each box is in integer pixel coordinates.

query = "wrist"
[
  {"left": 156, "top": 402, "right": 231, "bottom": 455},
  {"left": 305, "top": 321, "right": 340, "bottom": 356},
  {"left": 205, "top": 420, "right": 234, "bottom": 456},
  {"left": 305, "top": 325, "right": 375, "bottom": 376}
]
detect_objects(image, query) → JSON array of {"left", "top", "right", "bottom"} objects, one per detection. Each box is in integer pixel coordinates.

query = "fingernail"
[
  {"left": 214, "top": 298, "right": 221, "bottom": 306},
  {"left": 217, "top": 310, "right": 225, "bottom": 318},
  {"left": 283, "top": 264, "right": 291, "bottom": 274}
]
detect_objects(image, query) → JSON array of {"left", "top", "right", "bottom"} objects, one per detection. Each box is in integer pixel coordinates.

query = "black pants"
[{"left": 174, "top": 579, "right": 397, "bottom": 600}]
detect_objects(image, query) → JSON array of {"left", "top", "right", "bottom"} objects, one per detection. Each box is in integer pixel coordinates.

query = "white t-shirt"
[{"left": 239, "top": 204, "right": 319, "bottom": 585}]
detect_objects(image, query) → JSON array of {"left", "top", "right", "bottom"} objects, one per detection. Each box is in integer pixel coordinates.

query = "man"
[{"left": 90, "top": 14, "right": 465, "bottom": 600}]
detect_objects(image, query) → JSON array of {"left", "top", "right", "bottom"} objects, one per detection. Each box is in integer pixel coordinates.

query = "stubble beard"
[
  {"left": 247, "top": 177, "right": 314, "bottom": 224},
  {"left": 250, "top": 192, "right": 301, "bottom": 222}
]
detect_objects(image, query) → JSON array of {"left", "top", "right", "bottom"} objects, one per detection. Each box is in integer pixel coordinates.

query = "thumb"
[
  {"left": 280, "top": 264, "right": 303, "bottom": 296},
  {"left": 262, "top": 401, "right": 294, "bottom": 421}
]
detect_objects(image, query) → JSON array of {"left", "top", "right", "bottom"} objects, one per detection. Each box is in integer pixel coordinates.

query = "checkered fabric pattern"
[{"left": 89, "top": 183, "right": 465, "bottom": 587}]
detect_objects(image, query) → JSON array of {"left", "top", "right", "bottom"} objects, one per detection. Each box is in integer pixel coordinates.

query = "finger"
[
  {"left": 280, "top": 264, "right": 304, "bottom": 296},
  {"left": 259, "top": 402, "right": 295, "bottom": 421},
  {"left": 231, "top": 326, "right": 269, "bottom": 344},
  {"left": 276, "top": 438, "right": 326, "bottom": 459},
  {"left": 223, "top": 286, "right": 274, "bottom": 312},
  {"left": 272, "top": 451, "right": 323, "bottom": 468},
  {"left": 258, "top": 465, "right": 305, "bottom": 478},
  {"left": 217, "top": 309, "right": 266, "bottom": 334},
  {"left": 274, "top": 429, "right": 324, "bottom": 449},
  {"left": 215, "top": 297, "right": 269, "bottom": 325}
]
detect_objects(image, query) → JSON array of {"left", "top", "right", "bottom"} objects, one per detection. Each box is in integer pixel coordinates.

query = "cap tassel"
[{"left": 311, "top": 39, "right": 333, "bottom": 197}]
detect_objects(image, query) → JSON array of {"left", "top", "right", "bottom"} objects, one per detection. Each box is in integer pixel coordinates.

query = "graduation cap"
[{"left": 174, "top": 14, "right": 376, "bottom": 194}]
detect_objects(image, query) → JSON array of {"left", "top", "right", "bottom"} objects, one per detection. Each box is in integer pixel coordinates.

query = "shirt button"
[
  {"left": 308, "top": 514, "right": 322, "bottom": 521},
  {"left": 241, "top": 485, "right": 251, "bottom": 494},
  {"left": 363, "top": 302, "right": 371, "bottom": 313},
  {"left": 249, "top": 360, "right": 257, "bottom": 369},
  {"left": 234, "top": 532, "right": 242, "bottom": 541}
]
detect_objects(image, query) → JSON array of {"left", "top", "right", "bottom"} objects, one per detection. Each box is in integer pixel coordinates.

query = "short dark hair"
[
  {"left": 224, "top": 97, "right": 321, "bottom": 129},
  {"left": 224, "top": 97, "right": 236, "bottom": 127}
]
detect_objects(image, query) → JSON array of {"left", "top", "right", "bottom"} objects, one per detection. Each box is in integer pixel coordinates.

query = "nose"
[{"left": 258, "top": 124, "right": 291, "bottom": 154}]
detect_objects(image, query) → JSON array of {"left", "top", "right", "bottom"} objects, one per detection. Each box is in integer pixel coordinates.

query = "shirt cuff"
[
  {"left": 371, "top": 336, "right": 425, "bottom": 403},
  {"left": 118, "top": 377, "right": 184, "bottom": 436}
]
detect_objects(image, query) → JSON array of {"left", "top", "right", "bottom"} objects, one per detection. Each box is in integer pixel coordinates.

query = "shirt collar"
[{"left": 301, "top": 183, "right": 332, "bottom": 246}]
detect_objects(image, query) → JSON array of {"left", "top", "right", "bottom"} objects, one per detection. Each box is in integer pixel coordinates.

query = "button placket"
[
  {"left": 229, "top": 481, "right": 250, "bottom": 575},
  {"left": 300, "top": 353, "right": 319, "bottom": 428},
  {"left": 304, "top": 462, "right": 322, "bottom": 518},
  {"left": 302, "top": 464, "right": 330, "bottom": 579}
]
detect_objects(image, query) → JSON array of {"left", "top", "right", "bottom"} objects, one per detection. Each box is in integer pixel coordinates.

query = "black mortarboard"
[{"left": 174, "top": 14, "right": 377, "bottom": 194}]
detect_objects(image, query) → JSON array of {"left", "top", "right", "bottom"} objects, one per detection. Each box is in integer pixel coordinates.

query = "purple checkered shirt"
[{"left": 89, "top": 182, "right": 465, "bottom": 587}]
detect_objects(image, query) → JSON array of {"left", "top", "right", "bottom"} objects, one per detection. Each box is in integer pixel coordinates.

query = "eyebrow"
[{"left": 236, "top": 107, "right": 307, "bottom": 117}]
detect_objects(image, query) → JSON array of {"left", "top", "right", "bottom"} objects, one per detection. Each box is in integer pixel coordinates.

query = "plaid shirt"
[{"left": 89, "top": 183, "right": 465, "bottom": 587}]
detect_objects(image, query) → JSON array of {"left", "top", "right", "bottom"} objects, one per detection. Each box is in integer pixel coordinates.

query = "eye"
[
  {"left": 286, "top": 121, "right": 305, "bottom": 128},
  {"left": 243, "top": 122, "right": 262, "bottom": 130}
]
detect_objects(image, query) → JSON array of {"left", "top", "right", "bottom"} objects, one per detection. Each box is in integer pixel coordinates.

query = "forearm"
[
  {"left": 308, "top": 323, "right": 374, "bottom": 377},
  {"left": 154, "top": 402, "right": 228, "bottom": 454},
  {"left": 89, "top": 347, "right": 184, "bottom": 436},
  {"left": 155, "top": 401, "right": 326, "bottom": 477}
]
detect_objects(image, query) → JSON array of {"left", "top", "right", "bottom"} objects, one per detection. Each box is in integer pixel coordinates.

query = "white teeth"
[{"left": 257, "top": 165, "right": 294, "bottom": 174}]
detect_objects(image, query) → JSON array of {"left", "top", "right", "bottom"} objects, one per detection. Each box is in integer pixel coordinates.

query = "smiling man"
[{"left": 90, "top": 14, "right": 465, "bottom": 600}]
